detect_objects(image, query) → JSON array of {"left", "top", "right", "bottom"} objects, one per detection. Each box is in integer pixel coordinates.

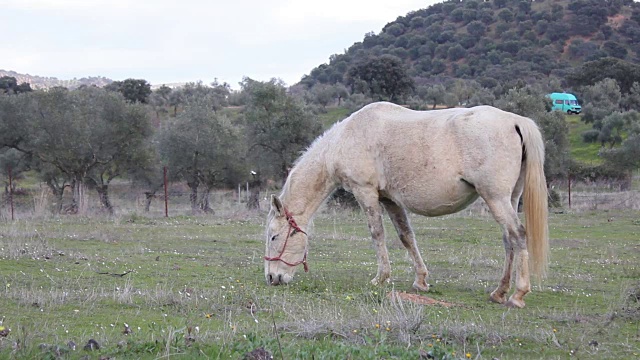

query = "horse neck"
[{"left": 280, "top": 155, "right": 335, "bottom": 223}]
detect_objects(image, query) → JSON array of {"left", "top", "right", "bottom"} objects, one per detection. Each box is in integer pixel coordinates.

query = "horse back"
[{"left": 326, "top": 103, "right": 529, "bottom": 215}]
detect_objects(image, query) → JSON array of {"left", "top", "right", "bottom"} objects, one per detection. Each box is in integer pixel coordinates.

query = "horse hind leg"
[
  {"left": 353, "top": 188, "right": 391, "bottom": 286},
  {"left": 490, "top": 168, "right": 525, "bottom": 304},
  {"left": 381, "top": 199, "right": 429, "bottom": 292},
  {"left": 490, "top": 233, "right": 514, "bottom": 304},
  {"left": 486, "top": 197, "right": 530, "bottom": 308}
]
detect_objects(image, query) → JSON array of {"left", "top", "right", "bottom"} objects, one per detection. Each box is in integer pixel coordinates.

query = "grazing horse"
[{"left": 264, "top": 102, "right": 548, "bottom": 308}]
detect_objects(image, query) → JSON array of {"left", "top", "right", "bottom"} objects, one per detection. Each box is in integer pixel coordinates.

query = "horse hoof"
[
  {"left": 489, "top": 292, "right": 507, "bottom": 304},
  {"left": 370, "top": 276, "right": 390, "bottom": 286},
  {"left": 412, "top": 281, "right": 429, "bottom": 292},
  {"left": 505, "top": 298, "right": 525, "bottom": 308}
]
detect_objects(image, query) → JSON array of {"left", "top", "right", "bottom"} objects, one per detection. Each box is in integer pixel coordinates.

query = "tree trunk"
[
  {"left": 69, "top": 179, "right": 87, "bottom": 215},
  {"left": 187, "top": 180, "right": 199, "bottom": 211},
  {"left": 198, "top": 187, "right": 214, "bottom": 214},
  {"left": 144, "top": 191, "right": 155, "bottom": 212},
  {"left": 45, "top": 179, "right": 66, "bottom": 214},
  {"left": 247, "top": 177, "right": 262, "bottom": 210},
  {"left": 96, "top": 185, "right": 114, "bottom": 215}
]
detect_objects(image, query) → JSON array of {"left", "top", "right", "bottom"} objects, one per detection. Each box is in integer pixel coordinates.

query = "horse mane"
[{"left": 280, "top": 116, "right": 348, "bottom": 202}]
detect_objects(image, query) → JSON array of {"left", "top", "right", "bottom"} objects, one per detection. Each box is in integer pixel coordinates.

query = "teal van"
[{"left": 548, "top": 93, "right": 581, "bottom": 114}]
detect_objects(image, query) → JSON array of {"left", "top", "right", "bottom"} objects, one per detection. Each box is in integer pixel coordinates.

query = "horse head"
[{"left": 264, "top": 195, "right": 309, "bottom": 285}]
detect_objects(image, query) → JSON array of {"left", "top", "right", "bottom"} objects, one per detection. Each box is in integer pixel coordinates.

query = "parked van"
[{"left": 548, "top": 92, "right": 581, "bottom": 114}]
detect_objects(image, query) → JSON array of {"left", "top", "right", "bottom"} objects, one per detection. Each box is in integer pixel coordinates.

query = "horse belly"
[{"left": 392, "top": 180, "right": 479, "bottom": 217}]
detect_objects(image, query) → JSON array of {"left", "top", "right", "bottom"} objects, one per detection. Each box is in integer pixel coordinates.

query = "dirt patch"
[
  {"left": 388, "top": 291, "right": 459, "bottom": 307},
  {"left": 608, "top": 13, "right": 627, "bottom": 29}
]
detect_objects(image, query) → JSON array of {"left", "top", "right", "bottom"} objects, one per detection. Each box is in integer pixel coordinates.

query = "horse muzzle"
[{"left": 266, "top": 272, "right": 292, "bottom": 286}]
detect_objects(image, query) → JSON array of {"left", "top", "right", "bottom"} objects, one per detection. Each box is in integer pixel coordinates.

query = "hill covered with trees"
[
  {"left": 0, "top": 69, "right": 112, "bottom": 90},
  {"left": 300, "top": 0, "right": 640, "bottom": 90}
]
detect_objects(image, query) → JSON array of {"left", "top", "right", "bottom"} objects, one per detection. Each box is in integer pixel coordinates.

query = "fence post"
[
  {"left": 8, "top": 166, "right": 14, "bottom": 221},
  {"left": 163, "top": 166, "right": 169, "bottom": 218},
  {"left": 568, "top": 172, "right": 572, "bottom": 209}
]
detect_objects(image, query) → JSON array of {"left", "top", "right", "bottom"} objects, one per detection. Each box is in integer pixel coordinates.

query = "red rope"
[{"left": 264, "top": 206, "right": 309, "bottom": 272}]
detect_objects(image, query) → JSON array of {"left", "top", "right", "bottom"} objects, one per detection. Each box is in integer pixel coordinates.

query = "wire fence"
[
  {"left": 0, "top": 179, "right": 274, "bottom": 220},
  {"left": 1, "top": 177, "right": 639, "bottom": 221}
]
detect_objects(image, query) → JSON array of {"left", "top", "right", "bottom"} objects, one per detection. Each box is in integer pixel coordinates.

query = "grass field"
[
  {"left": 0, "top": 204, "right": 639, "bottom": 359},
  {"left": 565, "top": 114, "right": 603, "bottom": 165}
]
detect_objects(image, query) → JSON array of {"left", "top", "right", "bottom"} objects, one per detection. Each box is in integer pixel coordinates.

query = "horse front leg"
[{"left": 381, "top": 199, "right": 429, "bottom": 292}]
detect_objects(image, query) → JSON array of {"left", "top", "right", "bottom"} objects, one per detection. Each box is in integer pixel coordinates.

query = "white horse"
[{"left": 264, "top": 102, "right": 548, "bottom": 308}]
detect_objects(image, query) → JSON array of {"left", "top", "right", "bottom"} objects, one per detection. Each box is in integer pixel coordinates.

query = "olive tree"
[
  {"left": 158, "top": 86, "right": 245, "bottom": 212},
  {"left": 241, "top": 78, "right": 322, "bottom": 183},
  {"left": 6, "top": 87, "right": 154, "bottom": 214},
  {"left": 345, "top": 55, "right": 414, "bottom": 102}
]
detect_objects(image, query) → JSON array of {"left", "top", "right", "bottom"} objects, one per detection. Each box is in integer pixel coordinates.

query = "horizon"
[{"left": 2, "top": 0, "right": 442, "bottom": 90}]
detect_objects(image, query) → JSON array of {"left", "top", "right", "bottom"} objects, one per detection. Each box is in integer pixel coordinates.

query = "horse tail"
[{"left": 519, "top": 119, "right": 549, "bottom": 281}]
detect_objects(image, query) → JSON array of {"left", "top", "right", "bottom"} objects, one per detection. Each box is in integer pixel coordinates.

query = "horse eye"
[
  {"left": 271, "top": 235, "right": 278, "bottom": 241},
  {"left": 290, "top": 229, "right": 298, "bottom": 236}
]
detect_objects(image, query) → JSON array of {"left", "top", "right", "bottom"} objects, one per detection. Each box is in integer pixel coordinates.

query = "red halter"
[{"left": 264, "top": 207, "right": 309, "bottom": 272}]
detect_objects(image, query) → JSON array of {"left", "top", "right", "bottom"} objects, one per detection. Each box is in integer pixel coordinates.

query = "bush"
[{"left": 582, "top": 129, "right": 601, "bottom": 143}]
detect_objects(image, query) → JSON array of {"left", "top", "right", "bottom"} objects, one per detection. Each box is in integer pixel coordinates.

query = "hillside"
[
  {"left": 0, "top": 69, "right": 112, "bottom": 90},
  {"left": 301, "top": 0, "right": 640, "bottom": 88}
]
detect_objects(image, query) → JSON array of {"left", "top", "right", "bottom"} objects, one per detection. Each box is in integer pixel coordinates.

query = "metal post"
[
  {"left": 8, "top": 166, "right": 14, "bottom": 221},
  {"left": 163, "top": 166, "right": 169, "bottom": 217},
  {"left": 567, "top": 172, "right": 571, "bottom": 209}
]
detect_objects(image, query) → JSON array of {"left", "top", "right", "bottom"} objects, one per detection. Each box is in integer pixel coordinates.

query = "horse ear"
[{"left": 271, "top": 195, "right": 284, "bottom": 217}]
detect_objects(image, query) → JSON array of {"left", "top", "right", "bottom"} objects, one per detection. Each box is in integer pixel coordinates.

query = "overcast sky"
[{"left": 2, "top": 0, "right": 443, "bottom": 89}]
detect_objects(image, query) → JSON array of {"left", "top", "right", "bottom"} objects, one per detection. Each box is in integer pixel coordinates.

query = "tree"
[
  {"left": 599, "top": 111, "right": 640, "bottom": 174},
  {"left": 423, "top": 84, "right": 445, "bottom": 109},
  {"left": 345, "top": 55, "right": 414, "bottom": 102},
  {"left": 497, "top": 9, "right": 514, "bottom": 23},
  {"left": 580, "top": 78, "right": 622, "bottom": 127},
  {"left": 168, "top": 88, "right": 185, "bottom": 116},
  {"left": 241, "top": 78, "right": 322, "bottom": 182},
  {"left": 567, "top": 57, "right": 640, "bottom": 94},
  {"left": 0, "top": 76, "right": 32, "bottom": 94},
  {"left": 448, "top": 44, "right": 467, "bottom": 61},
  {"left": 17, "top": 87, "right": 153, "bottom": 214},
  {"left": 467, "top": 21, "right": 487, "bottom": 38},
  {"left": 601, "top": 134, "right": 640, "bottom": 171},
  {"left": 159, "top": 88, "right": 245, "bottom": 212},
  {"left": 602, "top": 41, "right": 628, "bottom": 59},
  {"left": 149, "top": 85, "right": 172, "bottom": 119},
  {"left": 621, "top": 82, "right": 640, "bottom": 111},
  {"left": 310, "top": 84, "right": 335, "bottom": 109},
  {"left": 105, "top": 78, "right": 152, "bottom": 104}
]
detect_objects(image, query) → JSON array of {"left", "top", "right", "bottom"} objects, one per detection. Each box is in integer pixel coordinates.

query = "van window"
[{"left": 555, "top": 100, "right": 563, "bottom": 104}]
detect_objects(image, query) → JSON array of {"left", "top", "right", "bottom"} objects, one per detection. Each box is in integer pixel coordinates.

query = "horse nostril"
[
  {"left": 267, "top": 274, "right": 273, "bottom": 285},
  {"left": 278, "top": 274, "right": 283, "bottom": 284}
]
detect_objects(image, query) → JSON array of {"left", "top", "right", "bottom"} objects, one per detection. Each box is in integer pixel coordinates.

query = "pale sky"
[{"left": 2, "top": 0, "right": 442, "bottom": 89}]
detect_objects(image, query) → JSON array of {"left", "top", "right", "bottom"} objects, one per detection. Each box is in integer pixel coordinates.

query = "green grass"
[
  {"left": 1, "top": 208, "right": 639, "bottom": 359},
  {"left": 317, "top": 107, "right": 351, "bottom": 128},
  {"left": 566, "top": 114, "right": 603, "bottom": 165}
]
